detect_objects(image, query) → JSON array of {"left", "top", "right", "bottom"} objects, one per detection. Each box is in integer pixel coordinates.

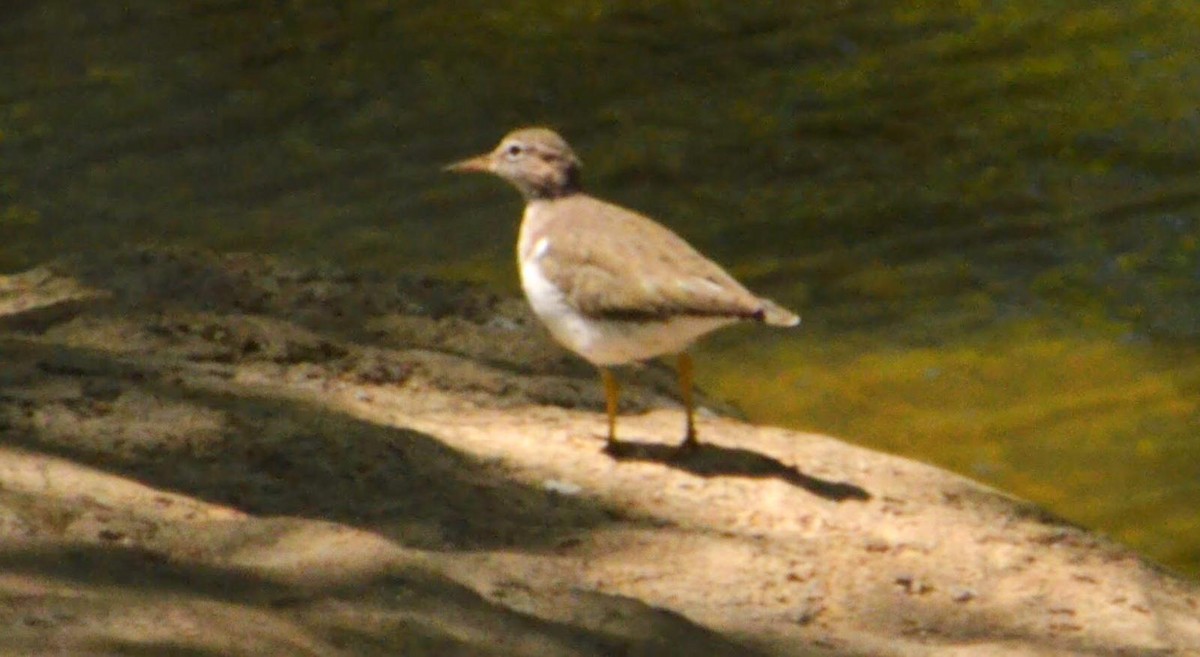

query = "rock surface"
[{"left": 0, "top": 248, "right": 1197, "bottom": 656}]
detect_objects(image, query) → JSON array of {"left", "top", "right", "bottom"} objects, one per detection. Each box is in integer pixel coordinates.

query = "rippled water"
[{"left": 3, "top": 1, "right": 1198, "bottom": 576}]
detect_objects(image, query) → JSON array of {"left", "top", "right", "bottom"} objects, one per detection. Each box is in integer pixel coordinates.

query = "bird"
[{"left": 445, "top": 127, "right": 799, "bottom": 455}]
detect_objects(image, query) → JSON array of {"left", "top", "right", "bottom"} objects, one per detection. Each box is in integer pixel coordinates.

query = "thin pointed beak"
[{"left": 443, "top": 153, "right": 493, "bottom": 174}]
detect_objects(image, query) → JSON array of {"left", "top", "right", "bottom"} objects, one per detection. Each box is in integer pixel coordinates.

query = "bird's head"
[{"left": 445, "top": 127, "right": 582, "bottom": 200}]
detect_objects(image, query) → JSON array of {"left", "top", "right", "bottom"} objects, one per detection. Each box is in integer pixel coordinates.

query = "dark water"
[{"left": 3, "top": 1, "right": 1198, "bottom": 576}]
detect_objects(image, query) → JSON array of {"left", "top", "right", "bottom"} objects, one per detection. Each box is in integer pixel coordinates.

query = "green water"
[{"left": 2, "top": 1, "right": 1198, "bottom": 577}]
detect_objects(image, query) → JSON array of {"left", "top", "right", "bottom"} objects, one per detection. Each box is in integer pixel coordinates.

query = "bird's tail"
[{"left": 759, "top": 298, "right": 801, "bottom": 327}]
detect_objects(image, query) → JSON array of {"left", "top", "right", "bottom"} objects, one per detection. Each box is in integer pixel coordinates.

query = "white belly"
[{"left": 520, "top": 258, "right": 733, "bottom": 366}]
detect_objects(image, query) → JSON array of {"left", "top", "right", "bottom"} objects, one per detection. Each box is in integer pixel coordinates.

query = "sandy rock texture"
[{"left": 0, "top": 248, "right": 1197, "bottom": 657}]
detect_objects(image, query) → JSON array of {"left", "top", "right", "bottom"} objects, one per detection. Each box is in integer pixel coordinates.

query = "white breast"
[{"left": 518, "top": 204, "right": 734, "bottom": 366}]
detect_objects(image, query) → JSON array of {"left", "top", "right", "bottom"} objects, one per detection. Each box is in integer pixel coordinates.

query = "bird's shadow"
[{"left": 604, "top": 439, "right": 871, "bottom": 502}]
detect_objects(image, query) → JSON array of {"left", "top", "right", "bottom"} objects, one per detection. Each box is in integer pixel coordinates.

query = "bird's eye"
[{"left": 504, "top": 143, "right": 523, "bottom": 158}]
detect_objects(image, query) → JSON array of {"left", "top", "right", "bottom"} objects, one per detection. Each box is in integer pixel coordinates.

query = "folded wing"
[{"left": 537, "top": 196, "right": 796, "bottom": 324}]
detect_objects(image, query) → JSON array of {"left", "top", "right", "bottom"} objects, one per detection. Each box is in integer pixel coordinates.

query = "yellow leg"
[
  {"left": 677, "top": 352, "right": 699, "bottom": 450},
  {"left": 600, "top": 367, "right": 620, "bottom": 450}
]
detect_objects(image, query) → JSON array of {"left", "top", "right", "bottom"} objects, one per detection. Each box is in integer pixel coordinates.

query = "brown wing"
[{"left": 537, "top": 196, "right": 768, "bottom": 322}]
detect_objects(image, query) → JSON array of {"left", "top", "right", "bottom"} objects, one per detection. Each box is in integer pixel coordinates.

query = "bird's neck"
[
  {"left": 514, "top": 164, "right": 583, "bottom": 201},
  {"left": 521, "top": 182, "right": 581, "bottom": 201}
]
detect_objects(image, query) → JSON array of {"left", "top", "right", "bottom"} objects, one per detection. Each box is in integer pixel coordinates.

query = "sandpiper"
[{"left": 446, "top": 127, "right": 799, "bottom": 454}]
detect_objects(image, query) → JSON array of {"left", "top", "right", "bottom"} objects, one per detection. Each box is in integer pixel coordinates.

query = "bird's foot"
[
  {"left": 602, "top": 438, "right": 635, "bottom": 458},
  {"left": 671, "top": 433, "right": 701, "bottom": 460}
]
